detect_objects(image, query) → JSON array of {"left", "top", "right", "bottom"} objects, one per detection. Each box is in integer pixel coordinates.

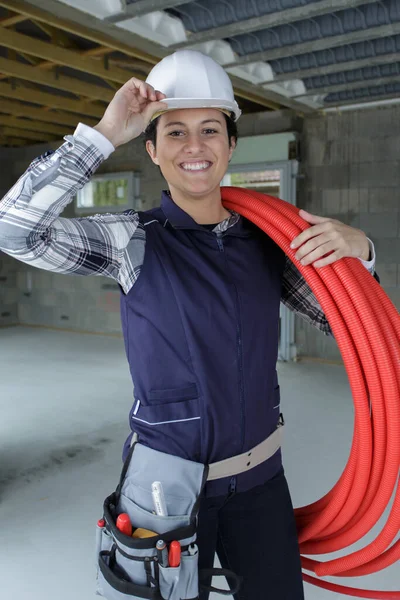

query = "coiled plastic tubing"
[{"left": 221, "top": 187, "right": 400, "bottom": 599}]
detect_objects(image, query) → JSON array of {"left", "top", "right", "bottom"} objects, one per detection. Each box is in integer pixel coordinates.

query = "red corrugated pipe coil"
[{"left": 221, "top": 187, "right": 400, "bottom": 600}]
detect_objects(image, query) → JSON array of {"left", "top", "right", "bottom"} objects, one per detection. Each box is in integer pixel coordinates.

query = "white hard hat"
[{"left": 146, "top": 50, "right": 241, "bottom": 121}]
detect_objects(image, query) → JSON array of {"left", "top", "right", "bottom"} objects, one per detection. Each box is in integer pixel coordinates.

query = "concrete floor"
[{"left": 1, "top": 327, "right": 398, "bottom": 600}]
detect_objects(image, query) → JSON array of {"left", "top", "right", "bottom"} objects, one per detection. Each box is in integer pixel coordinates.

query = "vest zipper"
[{"left": 216, "top": 232, "right": 245, "bottom": 454}]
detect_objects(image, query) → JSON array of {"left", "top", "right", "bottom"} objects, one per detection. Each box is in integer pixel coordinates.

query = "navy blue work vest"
[{"left": 120, "top": 191, "right": 286, "bottom": 497}]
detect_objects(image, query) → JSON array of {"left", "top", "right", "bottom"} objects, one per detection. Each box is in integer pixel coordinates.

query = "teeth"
[{"left": 181, "top": 161, "right": 210, "bottom": 171}]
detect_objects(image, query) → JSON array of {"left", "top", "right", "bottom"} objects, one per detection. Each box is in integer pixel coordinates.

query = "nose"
[{"left": 183, "top": 133, "right": 205, "bottom": 154}]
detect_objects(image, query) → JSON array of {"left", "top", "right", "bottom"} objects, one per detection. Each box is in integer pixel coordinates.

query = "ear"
[
  {"left": 145, "top": 140, "right": 159, "bottom": 165},
  {"left": 228, "top": 137, "right": 236, "bottom": 162}
]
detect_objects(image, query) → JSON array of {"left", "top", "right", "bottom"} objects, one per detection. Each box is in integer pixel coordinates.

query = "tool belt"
[{"left": 96, "top": 419, "right": 284, "bottom": 600}]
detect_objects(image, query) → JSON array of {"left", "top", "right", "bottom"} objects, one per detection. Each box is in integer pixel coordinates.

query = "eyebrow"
[{"left": 164, "top": 119, "right": 223, "bottom": 128}]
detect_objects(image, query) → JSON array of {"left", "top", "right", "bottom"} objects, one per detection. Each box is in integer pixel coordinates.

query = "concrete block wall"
[
  {"left": 0, "top": 147, "right": 22, "bottom": 327},
  {"left": 297, "top": 104, "right": 400, "bottom": 361},
  {"left": 0, "top": 253, "right": 19, "bottom": 326}
]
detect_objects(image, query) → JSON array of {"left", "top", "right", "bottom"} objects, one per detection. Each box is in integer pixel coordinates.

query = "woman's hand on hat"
[
  {"left": 94, "top": 77, "right": 167, "bottom": 148},
  {"left": 290, "top": 210, "right": 370, "bottom": 268}
]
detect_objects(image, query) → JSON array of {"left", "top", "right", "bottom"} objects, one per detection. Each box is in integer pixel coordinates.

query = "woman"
[{"left": 0, "top": 50, "right": 376, "bottom": 599}]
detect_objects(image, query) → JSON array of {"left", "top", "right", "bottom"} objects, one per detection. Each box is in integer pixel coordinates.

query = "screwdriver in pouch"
[
  {"left": 116, "top": 513, "right": 132, "bottom": 536},
  {"left": 169, "top": 541, "right": 181, "bottom": 567},
  {"left": 156, "top": 540, "right": 169, "bottom": 567}
]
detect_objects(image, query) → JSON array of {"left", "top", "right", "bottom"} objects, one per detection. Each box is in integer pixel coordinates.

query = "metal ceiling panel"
[
  {"left": 325, "top": 80, "right": 400, "bottom": 102},
  {"left": 304, "top": 60, "right": 400, "bottom": 89},
  {"left": 167, "top": 0, "right": 327, "bottom": 32},
  {"left": 226, "top": 0, "right": 400, "bottom": 57},
  {"left": 269, "top": 35, "right": 400, "bottom": 75}
]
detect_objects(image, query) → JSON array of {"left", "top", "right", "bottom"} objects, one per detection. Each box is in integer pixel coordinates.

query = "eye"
[
  {"left": 168, "top": 130, "right": 185, "bottom": 137},
  {"left": 203, "top": 128, "right": 218, "bottom": 134}
]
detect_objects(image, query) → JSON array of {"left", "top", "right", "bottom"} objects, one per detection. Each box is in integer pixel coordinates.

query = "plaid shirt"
[{"left": 0, "top": 127, "right": 376, "bottom": 337}]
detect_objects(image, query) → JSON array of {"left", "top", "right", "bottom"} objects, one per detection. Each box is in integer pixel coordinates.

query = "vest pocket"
[
  {"left": 131, "top": 390, "right": 201, "bottom": 461},
  {"left": 147, "top": 384, "right": 198, "bottom": 404}
]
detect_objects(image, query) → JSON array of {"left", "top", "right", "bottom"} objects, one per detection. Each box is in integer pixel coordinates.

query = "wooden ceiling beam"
[
  {"left": 16, "top": 52, "right": 40, "bottom": 65},
  {"left": 0, "top": 0, "right": 157, "bottom": 65},
  {"left": 0, "top": 14, "right": 27, "bottom": 27},
  {"left": 11, "top": 47, "right": 121, "bottom": 80},
  {"left": 82, "top": 47, "right": 115, "bottom": 58},
  {"left": 0, "top": 56, "right": 115, "bottom": 101},
  {"left": 0, "top": 135, "right": 27, "bottom": 146},
  {"left": 0, "top": 125, "right": 58, "bottom": 141},
  {"left": 31, "top": 19, "right": 73, "bottom": 47},
  {"left": 0, "top": 98, "right": 98, "bottom": 127},
  {"left": 0, "top": 81, "right": 105, "bottom": 117},
  {"left": 0, "top": 26, "right": 135, "bottom": 84},
  {"left": 0, "top": 114, "right": 73, "bottom": 136}
]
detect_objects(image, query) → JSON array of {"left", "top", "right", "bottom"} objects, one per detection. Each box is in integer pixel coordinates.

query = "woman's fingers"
[
  {"left": 291, "top": 221, "right": 336, "bottom": 249},
  {"left": 295, "top": 232, "right": 335, "bottom": 262},
  {"left": 314, "top": 251, "right": 342, "bottom": 269},
  {"left": 297, "top": 240, "right": 339, "bottom": 266}
]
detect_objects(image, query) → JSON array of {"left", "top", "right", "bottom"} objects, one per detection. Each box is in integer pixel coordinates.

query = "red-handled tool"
[
  {"left": 116, "top": 513, "right": 132, "bottom": 536},
  {"left": 168, "top": 541, "right": 181, "bottom": 567}
]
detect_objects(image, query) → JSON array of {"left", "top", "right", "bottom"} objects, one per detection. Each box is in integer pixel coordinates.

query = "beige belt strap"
[{"left": 207, "top": 425, "right": 284, "bottom": 481}]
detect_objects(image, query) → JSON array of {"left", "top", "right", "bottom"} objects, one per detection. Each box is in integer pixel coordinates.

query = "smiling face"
[{"left": 145, "top": 108, "right": 236, "bottom": 202}]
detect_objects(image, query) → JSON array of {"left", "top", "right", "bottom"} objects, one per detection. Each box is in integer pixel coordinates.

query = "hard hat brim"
[{"left": 151, "top": 98, "right": 241, "bottom": 121}]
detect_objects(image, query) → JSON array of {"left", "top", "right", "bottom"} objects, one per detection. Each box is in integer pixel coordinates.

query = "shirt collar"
[{"left": 160, "top": 190, "right": 240, "bottom": 231}]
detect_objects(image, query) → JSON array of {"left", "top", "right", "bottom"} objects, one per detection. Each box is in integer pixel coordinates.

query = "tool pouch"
[{"left": 96, "top": 440, "right": 241, "bottom": 600}]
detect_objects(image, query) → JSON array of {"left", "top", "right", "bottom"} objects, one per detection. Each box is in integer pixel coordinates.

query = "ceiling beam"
[
  {"left": 0, "top": 13, "right": 27, "bottom": 27},
  {"left": 225, "top": 22, "right": 400, "bottom": 67},
  {"left": 296, "top": 74, "right": 400, "bottom": 99},
  {"left": 0, "top": 114, "right": 73, "bottom": 136},
  {"left": 266, "top": 53, "right": 400, "bottom": 84},
  {"left": 172, "top": 0, "right": 378, "bottom": 49},
  {"left": 323, "top": 90, "right": 400, "bottom": 109},
  {"left": 0, "top": 56, "right": 115, "bottom": 101},
  {"left": 0, "top": 98, "right": 98, "bottom": 127},
  {"left": 0, "top": 82, "right": 105, "bottom": 118},
  {"left": 21, "top": 47, "right": 115, "bottom": 73},
  {"left": 0, "top": 0, "right": 312, "bottom": 113},
  {"left": 0, "top": 135, "right": 27, "bottom": 146},
  {"left": 0, "top": 47, "right": 124, "bottom": 88},
  {"left": 0, "top": 0, "right": 159, "bottom": 65},
  {"left": 0, "top": 125, "right": 58, "bottom": 141},
  {"left": 0, "top": 26, "right": 136, "bottom": 84},
  {"left": 31, "top": 19, "right": 73, "bottom": 47},
  {"left": 107, "top": 0, "right": 191, "bottom": 23}
]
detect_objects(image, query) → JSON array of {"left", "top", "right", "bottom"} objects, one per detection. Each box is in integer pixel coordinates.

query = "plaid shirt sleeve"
[
  {"left": 281, "top": 258, "right": 333, "bottom": 336},
  {"left": 281, "top": 250, "right": 378, "bottom": 336},
  {"left": 0, "top": 132, "right": 141, "bottom": 291}
]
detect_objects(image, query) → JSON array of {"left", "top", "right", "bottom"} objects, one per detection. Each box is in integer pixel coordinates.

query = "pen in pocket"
[{"left": 152, "top": 481, "right": 168, "bottom": 516}]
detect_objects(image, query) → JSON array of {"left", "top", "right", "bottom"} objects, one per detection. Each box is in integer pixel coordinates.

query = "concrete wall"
[
  {"left": 0, "top": 147, "right": 22, "bottom": 327},
  {"left": 297, "top": 104, "right": 400, "bottom": 361}
]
